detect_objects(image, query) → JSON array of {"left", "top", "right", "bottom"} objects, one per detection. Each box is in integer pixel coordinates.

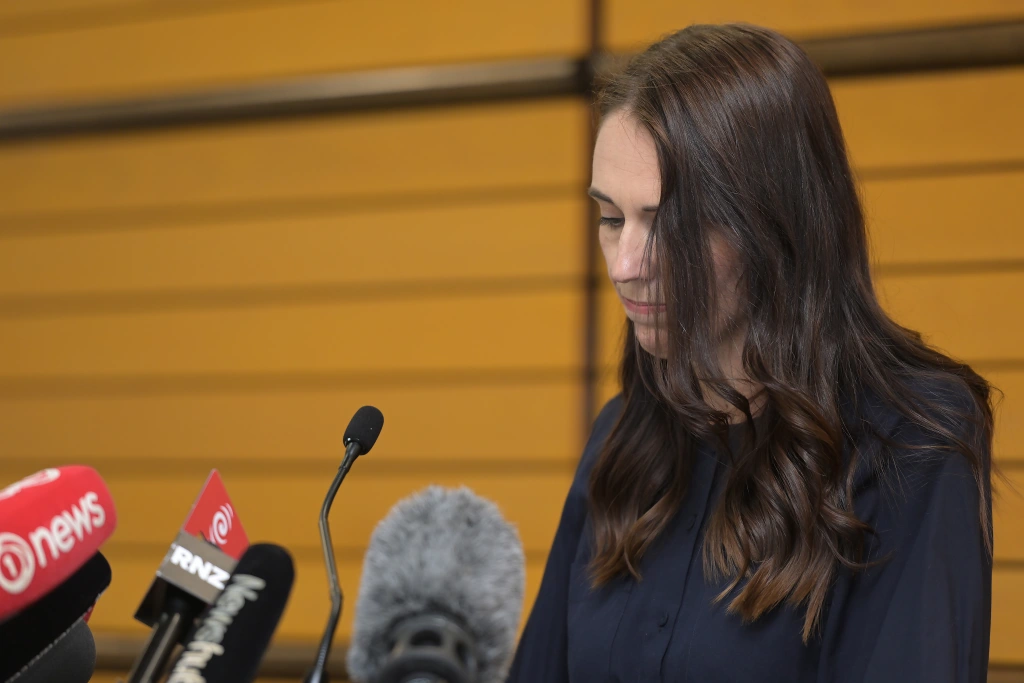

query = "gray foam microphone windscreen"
[{"left": 347, "top": 486, "right": 526, "bottom": 683}]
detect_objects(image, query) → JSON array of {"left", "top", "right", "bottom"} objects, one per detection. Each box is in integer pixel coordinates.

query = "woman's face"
[{"left": 590, "top": 110, "right": 744, "bottom": 359}]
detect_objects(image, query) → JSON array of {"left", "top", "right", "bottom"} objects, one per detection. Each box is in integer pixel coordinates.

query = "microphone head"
[
  {"left": 0, "top": 552, "right": 110, "bottom": 681},
  {"left": 166, "top": 543, "right": 295, "bottom": 683},
  {"left": 0, "top": 466, "right": 116, "bottom": 620},
  {"left": 6, "top": 617, "right": 96, "bottom": 683},
  {"left": 343, "top": 406, "right": 385, "bottom": 454},
  {"left": 347, "top": 486, "right": 526, "bottom": 683}
]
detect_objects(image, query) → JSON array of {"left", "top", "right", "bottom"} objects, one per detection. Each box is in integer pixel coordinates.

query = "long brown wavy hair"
[{"left": 587, "top": 23, "right": 994, "bottom": 641}]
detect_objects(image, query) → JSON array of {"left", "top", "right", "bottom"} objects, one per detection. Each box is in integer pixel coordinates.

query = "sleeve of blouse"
[
  {"left": 818, "top": 415, "right": 993, "bottom": 683},
  {"left": 504, "top": 396, "right": 621, "bottom": 683}
]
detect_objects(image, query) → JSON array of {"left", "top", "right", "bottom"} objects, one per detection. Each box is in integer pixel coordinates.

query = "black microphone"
[
  {"left": 6, "top": 618, "right": 95, "bottom": 683},
  {"left": 304, "top": 405, "right": 385, "bottom": 683},
  {"left": 0, "top": 551, "right": 110, "bottom": 683},
  {"left": 165, "top": 543, "right": 295, "bottom": 683},
  {"left": 346, "top": 486, "right": 526, "bottom": 683}
]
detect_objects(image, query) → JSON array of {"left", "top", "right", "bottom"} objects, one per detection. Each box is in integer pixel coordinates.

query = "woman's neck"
[{"left": 706, "top": 324, "right": 764, "bottom": 423}]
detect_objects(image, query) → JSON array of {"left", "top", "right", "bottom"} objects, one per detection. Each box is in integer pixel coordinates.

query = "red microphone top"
[{"left": 0, "top": 466, "right": 117, "bottom": 619}]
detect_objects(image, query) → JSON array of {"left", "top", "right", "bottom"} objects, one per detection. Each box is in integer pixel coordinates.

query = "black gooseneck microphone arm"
[
  {"left": 304, "top": 441, "right": 361, "bottom": 683},
  {"left": 304, "top": 404, "right": 383, "bottom": 683}
]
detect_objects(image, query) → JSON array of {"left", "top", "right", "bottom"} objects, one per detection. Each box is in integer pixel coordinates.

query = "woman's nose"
[{"left": 609, "top": 222, "right": 654, "bottom": 284}]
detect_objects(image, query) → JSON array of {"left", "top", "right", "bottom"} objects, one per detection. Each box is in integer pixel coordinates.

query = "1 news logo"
[
  {"left": 0, "top": 469, "right": 109, "bottom": 596},
  {"left": 0, "top": 468, "right": 60, "bottom": 594},
  {"left": 0, "top": 532, "right": 35, "bottom": 595}
]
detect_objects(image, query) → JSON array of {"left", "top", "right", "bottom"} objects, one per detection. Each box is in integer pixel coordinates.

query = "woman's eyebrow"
[
  {"left": 587, "top": 187, "right": 616, "bottom": 204},
  {"left": 587, "top": 187, "right": 659, "bottom": 212}
]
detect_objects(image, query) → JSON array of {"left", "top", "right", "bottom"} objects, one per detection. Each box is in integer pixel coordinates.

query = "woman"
[{"left": 507, "top": 24, "right": 993, "bottom": 683}]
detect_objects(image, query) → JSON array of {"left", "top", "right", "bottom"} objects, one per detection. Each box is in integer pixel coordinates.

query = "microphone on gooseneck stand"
[
  {"left": 304, "top": 405, "right": 385, "bottom": 683},
  {"left": 165, "top": 543, "right": 295, "bottom": 683},
  {"left": 346, "top": 486, "right": 526, "bottom": 683}
]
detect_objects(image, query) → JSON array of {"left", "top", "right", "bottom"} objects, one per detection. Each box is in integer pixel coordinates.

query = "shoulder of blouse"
[{"left": 844, "top": 375, "right": 988, "bottom": 494}]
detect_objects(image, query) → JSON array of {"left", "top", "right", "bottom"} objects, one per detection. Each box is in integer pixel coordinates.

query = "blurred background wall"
[{"left": 0, "top": 1, "right": 1021, "bottom": 680}]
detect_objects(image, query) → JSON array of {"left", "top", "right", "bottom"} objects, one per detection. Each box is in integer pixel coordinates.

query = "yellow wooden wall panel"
[
  {"left": 0, "top": 99, "right": 587, "bottom": 218},
  {"left": 0, "top": 289, "right": 582, "bottom": 378},
  {"left": 22, "top": 469, "right": 573, "bottom": 555},
  {"left": 0, "top": 0, "right": 306, "bottom": 22},
  {"left": 0, "top": 382, "right": 581, "bottom": 464},
  {"left": 0, "top": 0, "right": 128, "bottom": 21},
  {"left": 993, "top": 371, "right": 1024, "bottom": 464},
  {"left": 87, "top": 552, "right": 547, "bottom": 643},
  {"left": 833, "top": 67, "right": 1024, "bottom": 171},
  {"left": 0, "top": 197, "right": 586, "bottom": 296},
  {"left": 0, "top": 0, "right": 589, "bottom": 107},
  {"left": 603, "top": 0, "right": 1024, "bottom": 52},
  {"left": 877, "top": 272, "right": 1024, "bottom": 363},
  {"left": 864, "top": 170, "right": 1024, "bottom": 266},
  {"left": 993, "top": 569, "right": 1024, "bottom": 664}
]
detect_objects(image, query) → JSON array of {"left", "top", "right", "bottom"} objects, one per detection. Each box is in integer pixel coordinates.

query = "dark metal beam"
[
  {"left": 802, "top": 20, "right": 1024, "bottom": 78},
  {"left": 0, "top": 58, "right": 587, "bottom": 142},
  {"left": 2, "top": 21, "right": 1024, "bottom": 142}
]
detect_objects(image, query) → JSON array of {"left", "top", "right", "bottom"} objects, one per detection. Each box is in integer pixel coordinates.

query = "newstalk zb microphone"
[
  {"left": 0, "top": 466, "right": 117, "bottom": 621},
  {"left": 346, "top": 486, "right": 526, "bottom": 683},
  {"left": 166, "top": 543, "right": 295, "bottom": 683},
  {"left": 304, "top": 405, "right": 385, "bottom": 683}
]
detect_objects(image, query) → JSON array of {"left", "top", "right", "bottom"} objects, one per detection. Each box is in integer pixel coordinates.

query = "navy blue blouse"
[{"left": 507, "top": 392, "right": 991, "bottom": 683}]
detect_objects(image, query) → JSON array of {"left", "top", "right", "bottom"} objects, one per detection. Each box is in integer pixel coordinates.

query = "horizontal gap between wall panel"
[
  {"left": 0, "top": 275, "right": 581, "bottom": 318},
  {"left": 0, "top": 367, "right": 581, "bottom": 399},
  {"left": 0, "top": 184, "right": 581, "bottom": 236}
]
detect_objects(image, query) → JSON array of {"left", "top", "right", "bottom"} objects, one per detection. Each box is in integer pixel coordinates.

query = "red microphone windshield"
[{"left": 0, "top": 466, "right": 117, "bottom": 619}]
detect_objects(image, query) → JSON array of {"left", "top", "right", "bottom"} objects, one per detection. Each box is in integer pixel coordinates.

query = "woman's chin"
[{"left": 633, "top": 323, "right": 668, "bottom": 359}]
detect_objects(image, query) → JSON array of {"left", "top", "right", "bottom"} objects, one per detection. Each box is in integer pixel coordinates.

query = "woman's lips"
[{"left": 621, "top": 295, "right": 667, "bottom": 316}]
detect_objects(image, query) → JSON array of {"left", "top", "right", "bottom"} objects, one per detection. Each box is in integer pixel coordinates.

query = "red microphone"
[{"left": 0, "top": 466, "right": 118, "bottom": 620}]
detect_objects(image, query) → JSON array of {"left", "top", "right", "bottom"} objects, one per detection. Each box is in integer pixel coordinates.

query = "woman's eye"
[{"left": 598, "top": 217, "right": 624, "bottom": 228}]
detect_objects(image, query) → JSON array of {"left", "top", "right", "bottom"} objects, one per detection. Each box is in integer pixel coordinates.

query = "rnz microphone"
[
  {"left": 165, "top": 543, "right": 295, "bottom": 683},
  {"left": 346, "top": 486, "right": 526, "bottom": 683},
  {"left": 305, "top": 405, "right": 385, "bottom": 683},
  {"left": 127, "top": 472, "right": 249, "bottom": 683}
]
